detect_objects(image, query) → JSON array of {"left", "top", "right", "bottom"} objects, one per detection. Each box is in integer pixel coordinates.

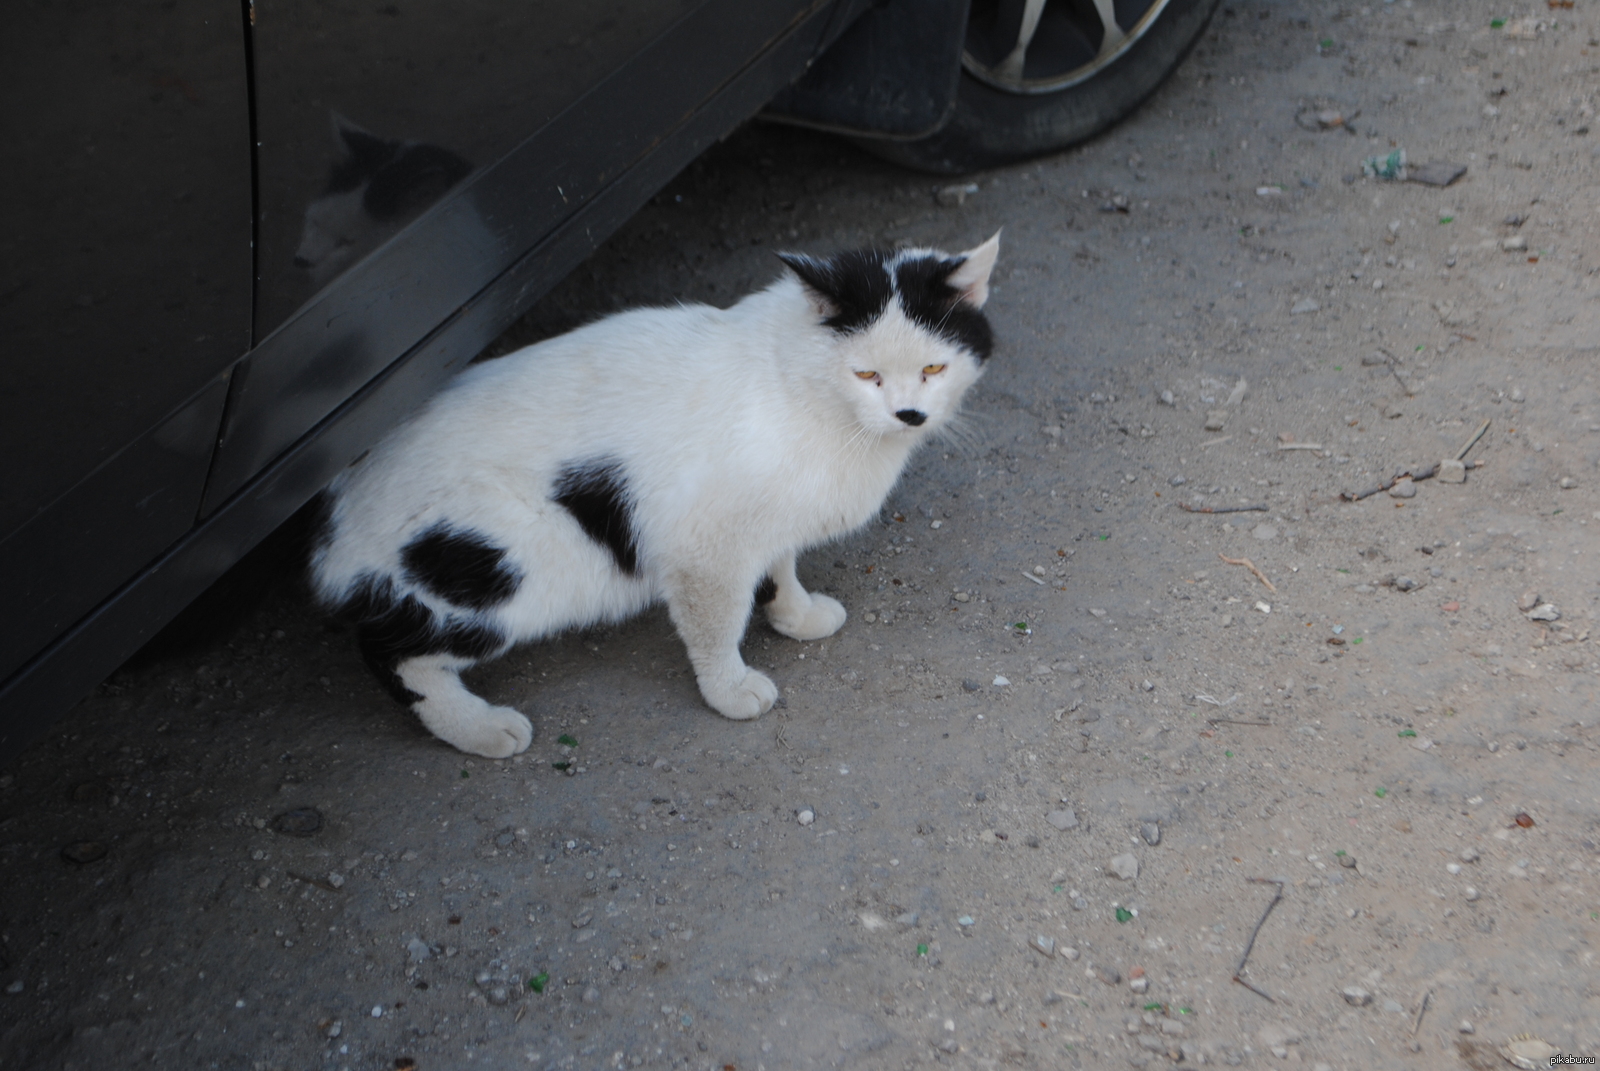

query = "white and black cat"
[{"left": 309, "top": 233, "right": 1000, "bottom": 757}]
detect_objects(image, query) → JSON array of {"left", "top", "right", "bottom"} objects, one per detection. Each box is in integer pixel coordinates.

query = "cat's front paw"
[
  {"left": 445, "top": 704, "right": 534, "bottom": 758},
  {"left": 701, "top": 668, "right": 778, "bottom": 721},
  {"left": 768, "top": 593, "right": 847, "bottom": 641}
]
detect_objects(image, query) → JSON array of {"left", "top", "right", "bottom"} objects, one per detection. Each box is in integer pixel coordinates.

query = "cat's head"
[{"left": 778, "top": 232, "right": 999, "bottom": 436}]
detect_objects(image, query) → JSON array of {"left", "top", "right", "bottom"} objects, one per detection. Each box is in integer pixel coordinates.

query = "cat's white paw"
[
  {"left": 701, "top": 668, "right": 778, "bottom": 721},
  {"left": 768, "top": 593, "right": 848, "bottom": 641},
  {"left": 438, "top": 704, "right": 534, "bottom": 758}
]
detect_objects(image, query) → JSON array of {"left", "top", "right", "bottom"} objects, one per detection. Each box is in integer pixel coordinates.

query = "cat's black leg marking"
[
  {"left": 778, "top": 249, "right": 892, "bottom": 334},
  {"left": 401, "top": 523, "right": 521, "bottom": 610},
  {"left": 893, "top": 255, "right": 994, "bottom": 361},
  {"left": 754, "top": 575, "right": 778, "bottom": 606},
  {"left": 338, "top": 574, "right": 506, "bottom": 706},
  {"left": 553, "top": 458, "right": 640, "bottom": 574}
]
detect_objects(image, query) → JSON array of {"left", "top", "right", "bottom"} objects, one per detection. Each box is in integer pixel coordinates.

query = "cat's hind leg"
[
  {"left": 348, "top": 586, "right": 531, "bottom": 758},
  {"left": 664, "top": 570, "right": 778, "bottom": 720},
  {"left": 391, "top": 653, "right": 533, "bottom": 758},
  {"left": 758, "top": 552, "right": 847, "bottom": 642}
]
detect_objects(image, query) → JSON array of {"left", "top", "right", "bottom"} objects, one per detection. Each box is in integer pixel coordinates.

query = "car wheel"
[{"left": 863, "top": 0, "right": 1223, "bottom": 174}]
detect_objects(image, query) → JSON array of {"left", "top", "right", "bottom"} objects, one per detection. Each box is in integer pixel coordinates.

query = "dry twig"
[
  {"left": 1411, "top": 989, "right": 1433, "bottom": 1036},
  {"left": 1218, "top": 553, "right": 1277, "bottom": 593},
  {"left": 1232, "top": 877, "right": 1285, "bottom": 1002},
  {"left": 1179, "top": 503, "right": 1268, "bottom": 514},
  {"left": 1206, "top": 717, "right": 1272, "bottom": 727}
]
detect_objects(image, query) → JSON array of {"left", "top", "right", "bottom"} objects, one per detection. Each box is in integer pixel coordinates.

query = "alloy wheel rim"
[{"left": 961, "top": 0, "right": 1175, "bottom": 95}]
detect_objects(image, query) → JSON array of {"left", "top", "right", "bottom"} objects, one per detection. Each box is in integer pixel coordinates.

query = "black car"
[{"left": 0, "top": 0, "right": 1218, "bottom": 763}]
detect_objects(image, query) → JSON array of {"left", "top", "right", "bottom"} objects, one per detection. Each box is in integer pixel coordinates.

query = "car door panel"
[
  {"left": 0, "top": 0, "right": 252, "bottom": 681},
  {"left": 204, "top": 0, "right": 832, "bottom": 514}
]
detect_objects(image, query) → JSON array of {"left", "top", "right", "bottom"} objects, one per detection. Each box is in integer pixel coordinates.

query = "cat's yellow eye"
[
  {"left": 922, "top": 364, "right": 947, "bottom": 375},
  {"left": 854, "top": 370, "right": 878, "bottom": 380}
]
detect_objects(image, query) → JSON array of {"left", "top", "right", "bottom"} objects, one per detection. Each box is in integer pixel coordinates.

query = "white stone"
[
  {"left": 1109, "top": 853, "right": 1140, "bottom": 881},
  {"left": 1437, "top": 458, "right": 1467, "bottom": 483}
]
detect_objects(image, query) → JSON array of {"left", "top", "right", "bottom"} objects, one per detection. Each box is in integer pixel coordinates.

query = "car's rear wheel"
[{"left": 864, "top": 0, "right": 1222, "bottom": 174}]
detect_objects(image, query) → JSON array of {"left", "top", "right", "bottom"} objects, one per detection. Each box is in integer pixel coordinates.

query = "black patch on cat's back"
[
  {"left": 337, "top": 574, "right": 507, "bottom": 706},
  {"left": 553, "top": 459, "right": 640, "bottom": 574},
  {"left": 779, "top": 249, "right": 893, "bottom": 334},
  {"left": 754, "top": 576, "right": 778, "bottom": 606},
  {"left": 893, "top": 255, "right": 994, "bottom": 361},
  {"left": 401, "top": 523, "right": 521, "bottom": 610}
]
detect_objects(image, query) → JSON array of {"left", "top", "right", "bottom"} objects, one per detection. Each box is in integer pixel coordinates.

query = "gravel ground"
[{"left": 4, "top": 2, "right": 1600, "bottom": 1069}]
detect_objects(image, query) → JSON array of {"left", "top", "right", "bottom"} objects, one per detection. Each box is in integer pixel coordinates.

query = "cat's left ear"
[{"left": 947, "top": 230, "right": 1002, "bottom": 309}]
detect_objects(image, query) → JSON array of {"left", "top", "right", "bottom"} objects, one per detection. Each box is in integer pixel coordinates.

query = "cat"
[
  {"left": 308, "top": 232, "right": 1000, "bottom": 757},
  {"left": 294, "top": 113, "right": 474, "bottom": 288}
]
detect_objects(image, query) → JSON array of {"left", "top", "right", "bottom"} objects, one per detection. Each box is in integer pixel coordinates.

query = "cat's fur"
[{"left": 309, "top": 233, "right": 1000, "bottom": 757}]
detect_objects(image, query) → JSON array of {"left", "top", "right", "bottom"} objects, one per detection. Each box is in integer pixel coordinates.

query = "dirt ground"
[{"left": 4, "top": 1, "right": 1600, "bottom": 1068}]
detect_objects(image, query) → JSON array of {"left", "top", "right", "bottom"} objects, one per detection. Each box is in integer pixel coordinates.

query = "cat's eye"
[
  {"left": 854, "top": 370, "right": 879, "bottom": 381},
  {"left": 922, "top": 364, "right": 947, "bottom": 375}
]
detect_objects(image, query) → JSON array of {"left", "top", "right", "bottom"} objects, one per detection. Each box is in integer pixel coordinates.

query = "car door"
[
  {"left": 202, "top": 0, "right": 843, "bottom": 513},
  {"left": 0, "top": 0, "right": 253, "bottom": 685}
]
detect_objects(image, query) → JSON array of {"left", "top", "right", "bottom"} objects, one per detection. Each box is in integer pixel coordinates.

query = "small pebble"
[
  {"left": 1338, "top": 854, "right": 1357, "bottom": 868},
  {"left": 1465, "top": 886, "right": 1480, "bottom": 901},
  {"left": 1169, "top": 474, "right": 1187, "bottom": 486},
  {"left": 1140, "top": 822, "right": 1161, "bottom": 846},
  {"left": 1159, "top": 390, "right": 1176, "bottom": 406},
  {"left": 1047, "top": 809, "right": 1079, "bottom": 831},
  {"left": 1109, "top": 853, "right": 1140, "bottom": 881},
  {"left": 370, "top": 1005, "right": 383, "bottom": 1018},
  {"left": 1526, "top": 603, "right": 1561, "bottom": 621},
  {"left": 1509, "top": 387, "right": 1526, "bottom": 403},
  {"left": 1388, "top": 478, "right": 1416, "bottom": 499},
  {"left": 1029, "top": 934, "right": 1056, "bottom": 957},
  {"left": 1252, "top": 523, "right": 1278, "bottom": 541},
  {"left": 992, "top": 675, "right": 1010, "bottom": 687},
  {"left": 961, "top": 679, "right": 981, "bottom": 692},
  {"left": 1459, "top": 847, "right": 1480, "bottom": 863},
  {"left": 1161, "top": 1019, "right": 1187, "bottom": 1037},
  {"left": 1559, "top": 476, "right": 1578, "bottom": 489},
  {"left": 796, "top": 808, "right": 815, "bottom": 826},
  {"left": 1342, "top": 986, "right": 1372, "bottom": 1007},
  {"left": 5, "top": 980, "right": 24, "bottom": 995},
  {"left": 1459, "top": 1020, "right": 1475, "bottom": 1035},
  {"left": 1092, "top": 965, "right": 1121, "bottom": 986},
  {"left": 1129, "top": 976, "right": 1149, "bottom": 993},
  {"left": 1517, "top": 590, "right": 1542, "bottom": 612}
]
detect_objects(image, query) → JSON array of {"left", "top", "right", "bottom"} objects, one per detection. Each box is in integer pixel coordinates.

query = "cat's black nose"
[{"left": 895, "top": 409, "right": 927, "bottom": 427}]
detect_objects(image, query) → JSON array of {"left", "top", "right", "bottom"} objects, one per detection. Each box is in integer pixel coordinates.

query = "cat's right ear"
[
  {"left": 777, "top": 253, "right": 840, "bottom": 320},
  {"left": 947, "top": 230, "right": 1001, "bottom": 309}
]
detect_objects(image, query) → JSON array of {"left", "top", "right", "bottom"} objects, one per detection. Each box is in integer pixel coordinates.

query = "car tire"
[{"left": 862, "top": 0, "right": 1223, "bottom": 175}]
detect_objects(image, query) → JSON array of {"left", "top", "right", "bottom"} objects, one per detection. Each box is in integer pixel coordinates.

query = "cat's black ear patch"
[
  {"left": 893, "top": 255, "right": 994, "bottom": 362},
  {"left": 754, "top": 575, "right": 778, "bottom": 606},
  {"left": 337, "top": 573, "right": 507, "bottom": 706},
  {"left": 554, "top": 459, "right": 640, "bottom": 575},
  {"left": 779, "top": 249, "right": 893, "bottom": 334},
  {"left": 401, "top": 523, "right": 521, "bottom": 610}
]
